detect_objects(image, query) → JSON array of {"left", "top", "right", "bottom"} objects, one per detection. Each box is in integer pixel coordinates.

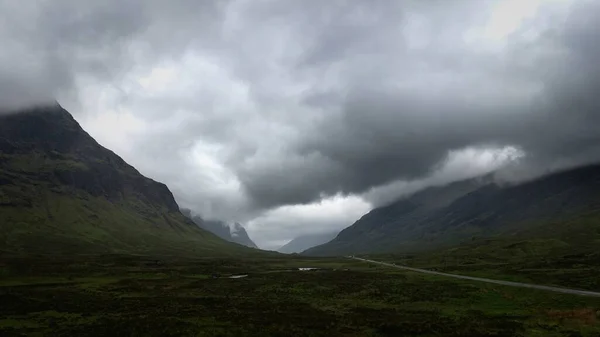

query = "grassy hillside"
[
  {"left": 0, "top": 105, "right": 258, "bottom": 257},
  {"left": 378, "top": 211, "right": 600, "bottom": 291},
  {"left": 0, "top": 191, "right": 251, "bottom": 256},
  {"left": 303, "top": 178, "right": 488, "bottom": 255},
  {"left": 306, "top": 165, "right": 600, "bottom": 256}
]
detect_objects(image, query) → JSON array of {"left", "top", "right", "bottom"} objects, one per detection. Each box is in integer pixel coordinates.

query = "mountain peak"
[
  {"left": 1, "top": 105, "right": 254, "bottom": 255},
  {"left": 180, "top": 212, "right": 258, "bottom": 249},
  {"left": 0, "top": 104, "right": 84, "bottom": 154},
  {"left": 1, "top": 105, "right": 183, "bottom": 212},
  {"left": 229, "top": 222, "right": 244, "bottom": 237}
]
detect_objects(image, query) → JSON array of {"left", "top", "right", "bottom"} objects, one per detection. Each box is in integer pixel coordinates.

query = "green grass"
[
  {"left": 1, "top": 255, "right": 600, "bottom": 336},
  {"left": 0, "top": 184, "right": 260, "bottom": 257},
  {"left": 1, "top": 149, "right": 264, "bottom": 257},
  {"left": 374, "top": 212, "right": 600, "bottom": 292},
  {"left": 1, "top": 152, "right": 89, "bottom": 172}
]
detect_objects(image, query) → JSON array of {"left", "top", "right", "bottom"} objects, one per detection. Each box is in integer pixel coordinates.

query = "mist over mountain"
[
  {"left": 305, "top": 164, "right": 600, "bottom": 256},
  {"left": 278, "top": 231, "right": 338, "bottom": 254},
  {"left": 180, "top": 209, "right": 257, "bottom": 248}
]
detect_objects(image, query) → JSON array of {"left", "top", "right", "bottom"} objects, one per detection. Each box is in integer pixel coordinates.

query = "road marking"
[{"left": 351, "top": 257, "right": 600, "bottom": 297}]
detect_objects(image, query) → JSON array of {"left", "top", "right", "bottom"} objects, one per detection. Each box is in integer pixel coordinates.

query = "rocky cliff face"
[
  {"left": 0, "top": 104, "right": 250, "bottom": 255},
  {"left": 229, "top": 222, "right": 258, "bottom": 248},
  {"left": 0, "top": 104, "right": 179, "bottom": 212}
]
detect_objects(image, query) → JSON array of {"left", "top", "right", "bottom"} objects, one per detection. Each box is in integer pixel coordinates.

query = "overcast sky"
[{"left": 2, "top": 0, "right": 600, "bottom": 249}]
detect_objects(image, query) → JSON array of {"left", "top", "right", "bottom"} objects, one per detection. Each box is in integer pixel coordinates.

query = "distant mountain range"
[
  {"left": 180, "top": 209, "right": 258, "bottom": 248},
  {"left": 4, "top": 104, "right": 599, "bottom": 262},
  {"left": 305, "top": 164, "right": 600, "bottom": 256},
  {"left": 0, "top": 104, "right": 257, "bottom": 256},
  {"left": 278, "top": 231, "right": 338, "bottom": 254}
]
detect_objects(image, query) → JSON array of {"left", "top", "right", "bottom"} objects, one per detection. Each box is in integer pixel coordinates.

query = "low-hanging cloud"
[
  {"left": 2, "top": 0, "right": 600, "bottom": 246},
  {"left": 233, "top": 0, "right": 600, "bottom": 209}
]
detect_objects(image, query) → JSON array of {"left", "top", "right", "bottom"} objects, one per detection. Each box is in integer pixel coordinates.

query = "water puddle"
[{"left": 228, "top": 275, "right": 248, "bottom": 279}]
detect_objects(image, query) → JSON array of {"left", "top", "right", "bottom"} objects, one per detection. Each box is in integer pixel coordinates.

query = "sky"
[{"left": 2, "top": 0, "right": 600, "bottom": 249}]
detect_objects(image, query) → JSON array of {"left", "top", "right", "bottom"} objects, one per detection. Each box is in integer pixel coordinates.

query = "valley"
[
  {"left": 4, "top": 1, "right": 600, "bottom": 335},
  {"left": 2, "top": 105, "right": 600, "bottom": 336},
  {"left": 2, "top": 254, "right": 600, "bottom": 337}
]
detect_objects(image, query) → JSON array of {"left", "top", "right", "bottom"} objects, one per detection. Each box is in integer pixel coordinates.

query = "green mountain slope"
[
  {"left": 303, "top": 177, "right": 486, "bottom": 255},
  {"left": 305, "top": 164, "right": 600, "bottom": 256},
  {"left": 0, "top": 104, "right": 256, "bottom": 256},
  {"left": 385, "top": 211, "right": 600, "bottom": 291}
]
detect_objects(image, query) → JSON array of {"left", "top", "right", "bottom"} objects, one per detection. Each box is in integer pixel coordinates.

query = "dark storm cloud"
[
  {"left": 0, "top": 0, "right": 226, "bottom": 110},
  {"left": 3, "top": 0, "right": 600, "bottom": 236},
  {"left": 1, "top": 0, "right": 140, "bottom": 109},
  {"left": 231, "top": 0, "right": 600, "bottom": 209}
]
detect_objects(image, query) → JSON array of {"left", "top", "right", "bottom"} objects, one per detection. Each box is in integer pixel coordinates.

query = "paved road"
[{"left": 351, "top": 257, "right": 600, "bottom": 298}]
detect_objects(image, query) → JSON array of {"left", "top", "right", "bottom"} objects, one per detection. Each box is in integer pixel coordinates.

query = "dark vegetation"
[
  {"left": 2, "top": 254, "right": 600, "bottom": 336},
  {"left": 374, "top": 211, "right": 600, "bottom": 292}
]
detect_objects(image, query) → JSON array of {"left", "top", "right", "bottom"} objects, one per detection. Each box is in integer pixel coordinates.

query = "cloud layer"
[{"left": 2, "top": 0, "right": 600, "bottom": 247}]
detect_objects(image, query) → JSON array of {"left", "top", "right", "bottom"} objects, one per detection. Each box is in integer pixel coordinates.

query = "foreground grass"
[{"left": 1, "top": 254, "right": 600, "bottom": 336}]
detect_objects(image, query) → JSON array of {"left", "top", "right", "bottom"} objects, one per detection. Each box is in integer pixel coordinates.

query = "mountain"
[
  {"left": 305, "top": 164, "right": 600, "bottom": 256},
  {"left": 278, "top": 231, "right": 338, "bottom": 254},
  {"left": 181, "top": 210, "right": 258, "bottom": 248},
  {"left": 0, "top": 104, "right": 255, "bottom": 256},
  {"left": 402, "top": 210, "right": 600, "bottom": 290},
  {"left": 228, "top": 222, "right": 258, "bottom": 248}
]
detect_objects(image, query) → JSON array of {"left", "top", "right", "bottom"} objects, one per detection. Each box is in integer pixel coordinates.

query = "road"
[{"left": 351, "top": 257, "right": 600, "bottom": 298}]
